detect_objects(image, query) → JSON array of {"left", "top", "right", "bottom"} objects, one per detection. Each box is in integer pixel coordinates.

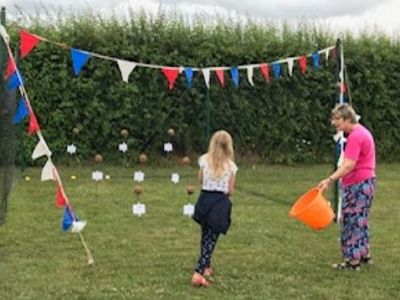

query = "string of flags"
[
  {"left": 1, "top": 25, "right": 94, "bottom": 265},
  {"left": 12, "top": 29, "right": 335, "bottom": 91}
]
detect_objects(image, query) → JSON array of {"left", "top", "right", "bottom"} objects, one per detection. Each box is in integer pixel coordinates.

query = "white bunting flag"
[
  {"left": 134, "top": 170, "right": 145, "bottom": 182},
  {"left": 92, "top": 170, "right": 104, "bottom": 181},
  {"left": 118, "top": 142, "right": 128, "bottom": 153},
  {"left": 202, "top": 68, "right": 211, "bottom": 89},
  {"left": 332, "top": 131, "right": 344, "bottom": 143},
  {"left": 164, "top": 142, "right": 173, "bottom": 153},
  {"left": 32, "top": 138, "right": 51, "bottom": 160},
  {"left": 41, "top": 158, "right": 56, "bottom": 181},
  {"left": 133, "top": 202, "right": 146, "bottom": 217},
  {"left": 287, "top": 58, "right": 294, "bottom": 77},
  {"left": 247, "top": 66, "right": 254, "bottom": 86},
  {"left": 324, "top": 48, "right": 330, "bottom": 62},
  {"left": 332, "top": 131, "right": 347, "bottom": 168},
  {"left": 67, "top": 144, "right": 77, "bottom": 155},
  {"left": 183, "top": 203, "right": 194, "bottom": 217},
  {"left": 71, "top": 220, "right": 87, "bottom": 233},
  {"left": 116, "top": 59, "right": 137, "bottom": 82},
  {"left": 171, "top": 173, "right": 180, "bottom": 184}
]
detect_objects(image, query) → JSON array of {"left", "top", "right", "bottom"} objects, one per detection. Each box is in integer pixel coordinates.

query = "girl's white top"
[{"left": 199, "top": 154, "right": 238, "bottom": 194}]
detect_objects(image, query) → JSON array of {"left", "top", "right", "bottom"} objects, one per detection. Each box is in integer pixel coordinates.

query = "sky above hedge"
[{"left": 3, "top": 0, "right": 400, "bottom": 35}]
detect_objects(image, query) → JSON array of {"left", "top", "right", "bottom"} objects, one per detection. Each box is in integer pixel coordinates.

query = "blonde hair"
[
  {"left": 206, "top": 130, "right": 235, "bottom": 179},
  {"left": 331, "top": 103, "right": 358, "bottom": 124}
]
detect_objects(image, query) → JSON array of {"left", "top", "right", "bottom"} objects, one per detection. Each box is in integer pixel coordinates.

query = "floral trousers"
[{"left": 341, "top": 177, "right": 376, "bottom": 261}]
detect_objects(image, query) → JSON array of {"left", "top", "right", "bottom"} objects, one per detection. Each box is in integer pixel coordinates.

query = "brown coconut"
[
  {"left": 139, "top": 153, "right": 148, "bottom": 163},
  {"left": 94, "top": 154, "right": 103, "bottom": 163},
  {"left": 134, "top": 185, "right": 143, "bottom": 195},
  {"left": 186, "top": 185, "right": 195, "bottom": 195}
]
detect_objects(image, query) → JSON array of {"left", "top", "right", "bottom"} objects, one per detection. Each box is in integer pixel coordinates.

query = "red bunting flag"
[
  {"left": 331, "top": 48, "right": 337, "bottom": 61},
  {"left": 20, "top": 30, "right": 42, "bottom": 58},
  {"left": 4, "top": 56, "right": 16, "bottom": 80},
  {"left": 259, "top": 63, "right": 270, "bottom": 82},
  {"left": 162, "top": 68, "right": 180, "bottom": 90},
  {"left": 56, "top": 184, "right": 67, "bottom": 207},
  {"left": 28, "top": 111, "right": 40, "bottom": 135},
  {"left": 298, "top": 56, "right": 307, "bottom": 74},
  {"left": 215, "top": 69, "right": 225, "bottom": 87},
  {"left": 339, "top": 82, "right": 347, "bottom": 93}
]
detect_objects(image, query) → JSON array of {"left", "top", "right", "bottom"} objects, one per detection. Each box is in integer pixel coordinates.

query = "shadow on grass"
[{"left": 236, "top": 186, "right": 293, "bottom": 206}]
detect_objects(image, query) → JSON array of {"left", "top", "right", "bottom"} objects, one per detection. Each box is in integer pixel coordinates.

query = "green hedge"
[{"left": 6, "top": 10, "right": 400, "bottom": 164}]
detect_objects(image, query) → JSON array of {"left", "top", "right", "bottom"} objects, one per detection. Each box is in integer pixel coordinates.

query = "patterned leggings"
[
  {"left": 341, "top": 177, "right": 376, "bottom": 261},
  {"left": 195, "top": 224, "right": 220, "bottom": 274}
]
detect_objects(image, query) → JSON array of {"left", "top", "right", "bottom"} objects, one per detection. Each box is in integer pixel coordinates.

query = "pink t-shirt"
[{"left": 342, "top": 124, "right": 376, "bottom": 186}]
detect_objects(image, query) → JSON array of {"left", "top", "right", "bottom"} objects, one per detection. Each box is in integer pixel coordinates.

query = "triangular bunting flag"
[
  {"left": 62, "top": 206, "right": 76, "bottom": 231},
  {"left": 6, "top": 72, "right": 22, "bottom": 91},
  {"left": 28, "top": 111, "right": 40, "bottom": 136},
  {"left": 41, "top": 159, "right": 56, "bottom": 181},
  {"left": 184, "top": 67, "right": 193, "bottom": 88},
  {"left": 215, "top": 69, "right": 225, "bottom": 87},
  {"left": 70, "top": 48, "right": 91, "bottom": 76},
  {"left": 32, "top": 138, "right": 51, "bottom": 160},
  {"left": 162, "top": 67, "right": 180, "bottom": 90},
  {"left": 4, "top": 56, "right": 16, "bottom": 80},
  {"left": 246, "top": 66, "right": 254, "bottom": 86},
  {"left": 340, "top": 82, "right": 347, "bottom": 93},
  {"left": 298, "top": 56, "right": 307, "bottom": 74},
  {"left": 271, "top": 63, "right": 281, "bottom": 79},
  {"left": 116, "top": 59, "right": 136, "bottom": 82},
  {"left": 331, "top": 48, "right": 337, "bottom": 61},
  {"left": 312, "top": 51, "right": 320, "bottom": 70},
  {"left": 56, "top": 184, "right": 68, "bottom": 208},
  {"left": 259, "top": 64, "right": 270, "bottom": 82},
  {"left": 287, "top": 59, "right": 294, "bottom": 77},
  {"left": 202, "top": 68, "right": 211, "bottom": 89},
  {"left": 20, "top": 30, "right": 42, "bottom": 58},
  {"left": 13, "top": 97, "right": 29, "bottom": 124},
  {"left": 71, "top": 220, "right": 87, "bottom": 233},
  {"left": 230, "top": 67, "right": 239, "bottom": 87},
  {"left": 324, "top": 49, "right": 330, "bottom": 62}
]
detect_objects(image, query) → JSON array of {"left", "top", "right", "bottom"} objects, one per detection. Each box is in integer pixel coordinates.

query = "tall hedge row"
[{"left": 7, "top": 11, "right": 400, "bottom": 164}]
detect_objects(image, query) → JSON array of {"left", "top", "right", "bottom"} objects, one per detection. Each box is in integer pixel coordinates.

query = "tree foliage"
[{"left": 7, "top": 10, "right": 400, "bottom": 164}]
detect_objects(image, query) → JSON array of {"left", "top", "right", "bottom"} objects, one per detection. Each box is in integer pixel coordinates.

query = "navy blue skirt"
[{"left": 192, "top": 190, "right": 232, "bottom": 234}]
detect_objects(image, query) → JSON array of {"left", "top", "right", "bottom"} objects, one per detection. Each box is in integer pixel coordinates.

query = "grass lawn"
[{"left": 1, "top": 163, "right": 399, "bottom": 299}]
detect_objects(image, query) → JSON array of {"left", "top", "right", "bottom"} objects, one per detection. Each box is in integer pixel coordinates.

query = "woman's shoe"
[
  {"left": 203, "top": 267, "right": 213, "bottom": 277},
  {"left": 361, "top": 256, "right": 374, "bottom": 265},
  {"left": 191, "top": 273, "right": 210, "bottom": 287},
  {"left": 332, "top": 261, "right": 361, "bottom": 271}
]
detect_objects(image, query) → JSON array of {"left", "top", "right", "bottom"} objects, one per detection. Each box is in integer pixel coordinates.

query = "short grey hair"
[{"left": 331, "top": 103, "right": 358, "bottom": 124}]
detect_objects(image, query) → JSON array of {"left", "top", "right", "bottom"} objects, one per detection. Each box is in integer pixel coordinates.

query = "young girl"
[{"left": 191, "top": 130, "right": 238, "bottom": 287}]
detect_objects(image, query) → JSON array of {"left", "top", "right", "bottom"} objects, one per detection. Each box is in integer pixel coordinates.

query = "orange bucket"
[{"left": 289, "top": 188, "right": 334, "bottom": 230}]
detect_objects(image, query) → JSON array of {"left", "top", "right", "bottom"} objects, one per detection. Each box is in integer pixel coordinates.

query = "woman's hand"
[{"left": 318, "top": 177, "right": 333, "bottom": 192}]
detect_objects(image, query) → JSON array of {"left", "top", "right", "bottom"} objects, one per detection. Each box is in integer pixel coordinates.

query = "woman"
[
  {"left": 318, "top": 103, "right": 376, "bottom": 270},
  {"left": 191, "top": 130, "right": 238, "bottom": 286}
]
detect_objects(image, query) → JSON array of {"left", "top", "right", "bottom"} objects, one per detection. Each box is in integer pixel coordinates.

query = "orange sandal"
[{"left": 191, "top": 273, "right": 210, "bottom": 287}]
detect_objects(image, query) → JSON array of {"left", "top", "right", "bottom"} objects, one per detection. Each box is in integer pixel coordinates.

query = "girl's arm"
[
  {"left": 198, "top": 169, "right": 203, "bottom": 185},
  {"left": 227, "top": 174, "right": 236, "bottom": 196}
]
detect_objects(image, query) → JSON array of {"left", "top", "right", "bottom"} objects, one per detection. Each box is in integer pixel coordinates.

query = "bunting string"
[
  {"left": 0, "top": 25, "right": 94, "bottom": 266},
  {"left": 18, "top": 29, "right": 335, "bottom": 89}
]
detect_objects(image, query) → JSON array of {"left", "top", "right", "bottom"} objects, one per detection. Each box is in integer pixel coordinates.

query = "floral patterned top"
[{"left": 198, "top": 154, "right": 238, "bottom": 194}]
